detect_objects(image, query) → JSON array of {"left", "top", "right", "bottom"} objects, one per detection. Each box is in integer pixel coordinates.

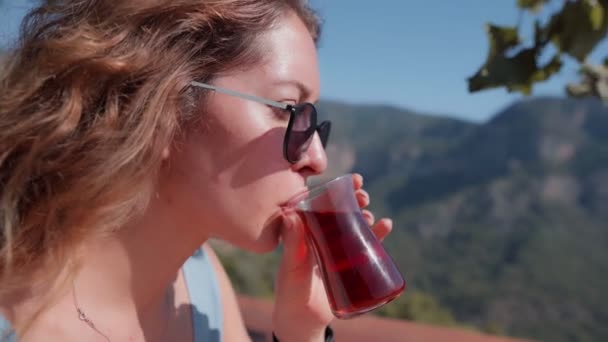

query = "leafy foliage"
[
  {"left": 376, "top": 291, "right": 458, "bottom": 327},
  {"left": 518, "top": 0, "right": 550, "bottom": 12},
  {"left": 469, "top": 0, "right": 608, "bottom": 101}
]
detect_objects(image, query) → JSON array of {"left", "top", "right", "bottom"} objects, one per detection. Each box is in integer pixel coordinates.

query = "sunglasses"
[{"left": 190, "top": 81, "right": 331, "bottom": 164}]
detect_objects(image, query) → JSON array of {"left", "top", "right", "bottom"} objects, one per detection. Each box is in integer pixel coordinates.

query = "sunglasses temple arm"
[{"left": 190, "top": 81, "right": 289, "bottom": 110}]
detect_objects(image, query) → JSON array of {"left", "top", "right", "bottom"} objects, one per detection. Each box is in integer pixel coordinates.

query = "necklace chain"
[
  {"left": 72, "top": 281, "right": 112, "bottom": 342},
  {"left": 72, "top": 280, "right": 171, "bottom": 342}
]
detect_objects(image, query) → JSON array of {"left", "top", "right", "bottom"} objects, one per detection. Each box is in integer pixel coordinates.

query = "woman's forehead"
[{"left": 258, "top": 13, "right": 320, "bottom": 98}]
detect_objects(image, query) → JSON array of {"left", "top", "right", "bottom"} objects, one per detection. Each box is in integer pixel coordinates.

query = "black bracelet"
[{"left": 272, "top": 325, "right": 334, "bottom": 342}]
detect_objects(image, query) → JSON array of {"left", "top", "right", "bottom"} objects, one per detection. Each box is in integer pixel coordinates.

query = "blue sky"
[{"left": 2, "top": 0, "right": 607, "bottom": 121}]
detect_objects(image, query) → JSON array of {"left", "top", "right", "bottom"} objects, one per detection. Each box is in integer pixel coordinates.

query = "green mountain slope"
[{"left": 218, "top": 97, "right": 608, "bottom": 342}]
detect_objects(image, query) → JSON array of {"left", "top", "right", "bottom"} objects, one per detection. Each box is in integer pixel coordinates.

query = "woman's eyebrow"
[{"left": 271, "top": 79, "right": 312, "bottom": 100}]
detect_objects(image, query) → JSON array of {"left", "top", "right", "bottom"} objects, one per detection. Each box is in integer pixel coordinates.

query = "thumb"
[{"left": 280, "top": 209, "right": 312, "bottom": 270}]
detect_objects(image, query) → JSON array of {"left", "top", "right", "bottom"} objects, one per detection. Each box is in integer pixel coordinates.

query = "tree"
[
  {"left": 375, "top": 291, "right": 458, "bottom": 327},
  {"left": 468, "top": 0, "right": 608, "bottom": 102}
]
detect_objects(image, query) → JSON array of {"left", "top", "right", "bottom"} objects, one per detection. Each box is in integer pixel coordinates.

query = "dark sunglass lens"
[
  {"left": 317, "top": 121, "right": 331, "bottom": 148},
  {"left": 286, "top": 104, "right": 315, "bottom": 162}
]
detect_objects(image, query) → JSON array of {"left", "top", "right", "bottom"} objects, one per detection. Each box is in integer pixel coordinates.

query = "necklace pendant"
[{"left": 77, "top": 308, "right": 87, "bottom": 321}]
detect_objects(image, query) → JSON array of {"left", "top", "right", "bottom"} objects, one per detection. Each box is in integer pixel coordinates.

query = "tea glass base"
[{"left": 331, "top": 286, "right": 405, "bottom": 320}]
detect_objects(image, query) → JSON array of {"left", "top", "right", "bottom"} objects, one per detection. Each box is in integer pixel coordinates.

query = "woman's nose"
[{"left": 291, "top": 133, "right": 328, "bottom": 176}]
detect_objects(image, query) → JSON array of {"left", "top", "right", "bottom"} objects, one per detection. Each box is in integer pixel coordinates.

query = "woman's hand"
[{"left": 272, "top": 174, "right": 393, "bottom": 342}]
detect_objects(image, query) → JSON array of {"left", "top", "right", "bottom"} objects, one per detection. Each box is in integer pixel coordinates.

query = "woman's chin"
[
  {"left": 221, "top": 214, "right": 283, "bottom": 253},
  {"left": 246, "top": 212, "right": 284, "bottom": 253}
]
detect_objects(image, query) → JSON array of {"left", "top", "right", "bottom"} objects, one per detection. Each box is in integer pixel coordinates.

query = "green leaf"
[
  {"left": 534, "top": 20, "right": 546, "bottom": 45},
  {"left": 566, "top": 63, "right": 608, "bottom": 103},
  {"left": 589, "top": 2, "right": 605, "bottom": 30},
  {"left": 518, "top": 0, "right": 549, "bottom": 12},
  {"left": 566, "top": 81, "right": 593, "bottom": 98},
  {"left": 468, "top": 47, "right": 539, "bottom": 94},
  {"left": 510, "top": 82, "right": 533, "bottom": 95},
  {"left": 468, "top": 24, "right": 528, "bottom": 93},
  {"left": 485, "top": 24, "right": 520, "bottom": 58},
  {"left": 532, "top": 54, "right": 563, "bottom": 82},
  {"left": 548, "top": 0, "right": 608, "bottom": 61}
]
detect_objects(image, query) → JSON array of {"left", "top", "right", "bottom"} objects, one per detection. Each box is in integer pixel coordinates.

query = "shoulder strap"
[
  {"left": 0, "top": 314, "right": 17, "bottom": 342},
  {"left": 182, "top": 247, "right": 223, "bottom": 342}
]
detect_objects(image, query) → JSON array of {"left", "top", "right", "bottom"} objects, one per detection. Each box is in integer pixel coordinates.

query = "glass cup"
[{"left": 284, "top": 174, "right": 406, "bottom": 319}]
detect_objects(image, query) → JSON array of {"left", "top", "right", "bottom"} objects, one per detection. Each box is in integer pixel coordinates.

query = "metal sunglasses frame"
[{"left": 190, "top": 81, "right": 330, "bottom": 163}]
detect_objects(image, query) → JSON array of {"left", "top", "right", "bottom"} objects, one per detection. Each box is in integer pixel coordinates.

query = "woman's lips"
[{"left": 279, "top": 187, "right": 309, "bottom": 208}]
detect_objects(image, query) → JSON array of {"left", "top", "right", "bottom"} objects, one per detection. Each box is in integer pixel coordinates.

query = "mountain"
[
  {"left": 315, "top": 101, "right": 476, "bottom": 218},
  {"left": 386, "top": 98, "right": 608, "bottom": 214},
  {"left": 216, "top": 96, "right": 608, "bottom": 342}
]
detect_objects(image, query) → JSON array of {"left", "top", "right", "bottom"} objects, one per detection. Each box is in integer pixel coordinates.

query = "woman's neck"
[
  {"left": 16, "top": 194, "right": 211, "bottom": 341},
  {"left": 74, "top": 194, "right": 208, "bottom": 320}
]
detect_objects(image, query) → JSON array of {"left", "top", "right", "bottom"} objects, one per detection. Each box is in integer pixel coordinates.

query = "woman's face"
[{"left": 161, "top": 12, "right": 326, "bottom": 253}]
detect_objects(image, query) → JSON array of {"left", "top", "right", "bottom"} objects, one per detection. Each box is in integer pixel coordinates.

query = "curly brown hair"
[{"left": 0, "top": 0, "right": 321, "bottom": 326}]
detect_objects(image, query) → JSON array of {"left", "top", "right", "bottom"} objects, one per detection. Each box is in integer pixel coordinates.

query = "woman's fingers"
[
  {"left": 352, "top": 173, "right": 392, "bottom": 242},
  {"left": 371, "top": 218, "right": 393, "bottom": 242},
  {"left": 361, "top": 209, "right": 375, "bottom": 226},
  {"left": 356, "top": 189, "right": 370, "bottom": 209},
  {"left": 352, "top": 173, "right": 364, "bottom": 190}
]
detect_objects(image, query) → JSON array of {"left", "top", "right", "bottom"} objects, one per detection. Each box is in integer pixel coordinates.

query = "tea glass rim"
[{"left": 283, "top": 173, "right": 354, "bottom": 209}]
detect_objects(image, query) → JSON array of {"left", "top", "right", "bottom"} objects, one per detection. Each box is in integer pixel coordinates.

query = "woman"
[{"left": 0, "top": 0, "right": 393, "bottom": 341}]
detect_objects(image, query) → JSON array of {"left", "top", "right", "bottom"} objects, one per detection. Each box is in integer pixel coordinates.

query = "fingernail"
[
  {"left": 283, "top": 210, "right": 300, "bottom": 230},
  {"left": 281, "top": 213, "right": 292, "bottom": 229}
]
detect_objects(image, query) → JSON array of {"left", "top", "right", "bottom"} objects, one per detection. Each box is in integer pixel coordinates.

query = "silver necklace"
[
  {"left": 72, "top": 281, "right": 112, "bottom": 342},
  {"left": 72, "top": 281, "right": 172, "bottom": 342}
]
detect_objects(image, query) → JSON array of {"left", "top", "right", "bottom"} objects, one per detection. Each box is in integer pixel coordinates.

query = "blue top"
[{"left": 0, "top": 247, "right": 223, "bottom": 342}]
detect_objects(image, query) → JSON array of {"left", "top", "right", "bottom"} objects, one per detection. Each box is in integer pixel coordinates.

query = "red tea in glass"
[{"left": 286, "top": 174, "right": 406, "bottom": 318}]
